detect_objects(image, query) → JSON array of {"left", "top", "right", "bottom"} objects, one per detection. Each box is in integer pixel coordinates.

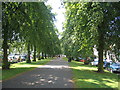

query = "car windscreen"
[{"left": 112, "top": 63, "right": 120, "bottom": 66}]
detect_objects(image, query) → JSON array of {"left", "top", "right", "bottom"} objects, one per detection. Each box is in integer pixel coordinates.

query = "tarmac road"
[{"left": 2, "top": 57, "right": 74, "bottom": 88}]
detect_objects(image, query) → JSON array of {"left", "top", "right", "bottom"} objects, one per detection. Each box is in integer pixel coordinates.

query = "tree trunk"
[
  {"left": 2, "top": 29, "right": 10, "bottom": 69},
  {"left": 104, "top": 50, "right": 107, "bottom": 59},
  {"left": 2, "top": 4, "right": 10, "bottom": 69},
  {"left": 97, "top": 26, "right": 104, "bottom": 73},
  {"left": 45, "top": 53, "right": 47, "bottom": 59},
  {"left": 26, "top": 42, "right": 31, "bottom": 63},
  {"left": 38, "top": 51, "right": 41, "bottom": 60},
  {"left": 41, "top": 52, "right": 44, "bottom": 59},
  {"left": 48, "top": 54, "right": 50, "bottom": 58},
  {"left": 52, "top": 55, "right": 54, "bottom": 58},
  {"left": 33, "top": 45, "right": 36, "bottom": 62}
]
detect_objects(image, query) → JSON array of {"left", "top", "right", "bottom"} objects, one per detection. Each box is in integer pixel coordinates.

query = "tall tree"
[
  {"left": 62, "top": 2, "right": 120, "bottom": 72},
  {"left": 2, "top": 2, "right": 61, "bottom": 69}
]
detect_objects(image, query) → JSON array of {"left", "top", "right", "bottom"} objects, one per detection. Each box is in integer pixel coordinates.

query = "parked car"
[
  {"left": 30, "top": 55, "right": 33, "bottom": 60},
  {"left": 8, "top": 54, "right": 18, "bottom": 63},
  {"left": 106, "top": 62, "right": 120, "bottom": 73},
  {"left": 90, "top": 58, "right": 109, "bottom": 67},
  {"left": 103, "top": 61, "right": 113, "bottom": 69},
  {"left": 90, "top": 60, "right": 98, "bottom": 66},
  {"left": 74, "top": 57, "right": 85, "bottom": 62},
  {"left": 79, "top": 58, "right": 85, "bottom": 62},
  {"left": 74, "top": 57, "right": 81, "bottom": 61},
  {"left": 20, "top": 55, "right": 27, "bottom": 61},
  {"left": 14, "top": 54, "right": 21, "bottom": 62}
]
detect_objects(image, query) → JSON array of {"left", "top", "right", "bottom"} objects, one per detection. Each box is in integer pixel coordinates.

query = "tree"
[
  {"left": 62, "top": 2, "right": 120, "bottom": 72},
  {"left": 2, "top": 2, "right": 61, "bottom": 69},
  {"left": 2, "top": 2, "right": 27, "bottom": 69}
]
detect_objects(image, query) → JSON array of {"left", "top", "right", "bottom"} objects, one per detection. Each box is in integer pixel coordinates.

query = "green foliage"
[
  {"left": 62, "top": 2, "right": 120, "bottom": 72},
  {"left": 2, "top": 2, "right": 61, "bottom": 69}
]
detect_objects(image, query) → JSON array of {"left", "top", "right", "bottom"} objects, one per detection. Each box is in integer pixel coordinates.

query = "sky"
[{"left": 45, "top": 0, "right": 66, "bottom": 33}]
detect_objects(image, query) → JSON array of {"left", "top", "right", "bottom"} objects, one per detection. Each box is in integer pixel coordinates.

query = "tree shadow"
[
  {"left": 71, "top": 62, "right": 118, "bottom": 88},
  {"left": 70, "top": 61, "right": 97, "bottom": 68},
  {"left": 2, "top": 67, "right": 74, "bottom": 88}
]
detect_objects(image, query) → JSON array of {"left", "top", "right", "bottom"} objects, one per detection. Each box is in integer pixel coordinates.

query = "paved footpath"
[{"left": 2, "top": 57, "right": 74, "bottom": 88}]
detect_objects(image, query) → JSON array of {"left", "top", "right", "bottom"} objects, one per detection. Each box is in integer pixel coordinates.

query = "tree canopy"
[
  {"left": 62, "top": 2, "right": 120, "bottom": 72},
  {"left": 2, "top": 2, "right": 61, "bottom": 69}
]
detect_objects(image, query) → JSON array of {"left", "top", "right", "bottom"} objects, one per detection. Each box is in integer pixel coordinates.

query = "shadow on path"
[{"left": 2, "top": 58, "right": 74, "bottom": 88}]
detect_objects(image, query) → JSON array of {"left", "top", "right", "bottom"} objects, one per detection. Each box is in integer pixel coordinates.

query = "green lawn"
[
  {"left": 2, "top": 58, "right": 53, "bottom": 81},
  {"left": 63, "top": 57, "right": 119, "bottom": 89}
]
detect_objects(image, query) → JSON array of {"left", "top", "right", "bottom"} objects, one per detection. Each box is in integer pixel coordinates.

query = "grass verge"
[
  {"left": 2, "top": 58, "right": 53, "bottom": 81},
  {"left": 63, "top": 57, "right": 118, "bottom": 89}
]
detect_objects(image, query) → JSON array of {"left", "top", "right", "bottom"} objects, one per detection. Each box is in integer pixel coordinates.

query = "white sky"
[{"left": 45, "top": 0, "right": 66, "bottom": 33}]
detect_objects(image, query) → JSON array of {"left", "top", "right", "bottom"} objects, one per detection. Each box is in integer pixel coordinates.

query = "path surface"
[{"left": 2, "top": 58, "right": 74, "bottom": 88}]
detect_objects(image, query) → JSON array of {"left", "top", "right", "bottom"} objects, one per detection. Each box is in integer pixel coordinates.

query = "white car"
[
  {"left": 8, "top": 54, "right": 18, "bottom": 63},
  {"left": 8, "top": 55, "right": 14, "bottom": 62},
  {"left": 14, "top": 54, "right": 21, "bottom": 62},
  {"left": 90, "top": 58, "right": 98, "bottom": 65},
  {"left": 91, "top": 60, "right": 98, "bottom": 66}
]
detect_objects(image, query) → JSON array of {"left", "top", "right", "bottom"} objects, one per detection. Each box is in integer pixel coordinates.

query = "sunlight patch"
[
  {"left": 11, "top": 65, "right": 41, "bottom": 68},
  {"left": 70, "top": 66, "right": 97, "bottom": 71},
  {"left": 38, "top": 65, "right": 69, "bottom": 69},
  {"left": 78, "top": 79, "right": 99, "bottom": 85}
]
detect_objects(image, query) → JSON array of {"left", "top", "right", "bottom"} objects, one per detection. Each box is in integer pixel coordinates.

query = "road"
[{"left": 2, "top": 57, "right": 74, "bottom": 88}]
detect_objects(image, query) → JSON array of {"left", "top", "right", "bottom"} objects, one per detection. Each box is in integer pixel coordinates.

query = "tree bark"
[
  {"left": 104, "top": 50, "right": 107, "bottom": 59},
  {"left": 97, "top": 25, "right": 104, "bottom": 73},
  {"left": 38, "top": 51, "right": 41, "bottom": 60},
  {"left": 45, "top": 53, "right": 47, "bottom": 59},
  {"left": 2, "top": 32, "right": 10, "bottom": 69},
  {"left": 2, "top": 15, "right": 10, "bottom": 69},
  {"left": 26, "top": 42, "right": 31, "bottom": 63},
  {"left": 33, "top": 45, "right": 36, "bottom": 62},
  {"left": 41, "top": 52, "right": 44, "bottom": 59}
]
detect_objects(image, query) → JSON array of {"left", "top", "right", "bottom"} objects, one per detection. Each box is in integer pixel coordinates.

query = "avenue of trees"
[
  {"left": 1, "top": 2, "right": 120, "bottom": 73},
  {"left": 62, "top": 2, "right": 120, "bottom": 72},
  {"left": 2, "top": 2, "right": 61, "bottom": 69}
]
